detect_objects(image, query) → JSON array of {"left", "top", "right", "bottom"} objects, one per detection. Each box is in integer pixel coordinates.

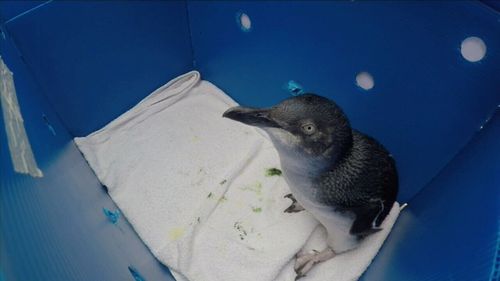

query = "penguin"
[{"left": 223, "top": 94, "right": 398, "bottom": 279}]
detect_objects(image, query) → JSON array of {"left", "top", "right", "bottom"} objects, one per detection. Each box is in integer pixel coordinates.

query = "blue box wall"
[
  {"left": 1, "top": 1, "right": 498, "bottom": 281},
  {"left": 187, "top": 0, "right": 500, "bottom": 202},
  {"left": 0, "top": 31, "right": 176, "bottom": 281},
  {"left": 2, "top": 1, "right": 194, "bottom": 137}
]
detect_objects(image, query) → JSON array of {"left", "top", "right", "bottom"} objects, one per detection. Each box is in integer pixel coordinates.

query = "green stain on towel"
[
  {"left": 265, "top": 168, "right": 282, "bottom": 176},
  {"left": 241, "top": 182, "right": 263, "bottom": 196},
  {"left": 251, "top": 206, "right": 262, "bottom": 213}
]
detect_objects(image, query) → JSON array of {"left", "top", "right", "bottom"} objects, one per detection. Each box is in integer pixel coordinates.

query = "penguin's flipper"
[{"left": 349, "top": 201, "right": 387, "bottom": 238}]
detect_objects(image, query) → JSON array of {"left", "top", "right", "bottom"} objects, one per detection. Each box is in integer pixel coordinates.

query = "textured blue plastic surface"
[
  {"left": 3, "top": 0, "right": 193, "bottom": 136},
  {"left": 187, "top": 1, "right": 500, "bottom": 202},
  {"left": 0, "top": 1, "right": 48, "bottom": 24},
  {"left": 363, "top": 109, "right": 500, "bottom": 281},
  {"left": 1, "top": 1, "right": 499, "bottom": 281},
  {"left": 482, "top": 0, "right": 500, "bottom": 12},
  {"left": 0, "top": 30, "right": 176, "bottom": 281}
]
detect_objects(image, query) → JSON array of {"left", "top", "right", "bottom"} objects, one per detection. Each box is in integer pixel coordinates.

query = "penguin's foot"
[
  {"left": 284, "top": 193, "right": 305, "bottom": 213},
  {"left": 285, "top": 202, "right": 305, "bottom": 213},
  {"left": 294, "top": 248, "right": 336, "bottom": 280}
]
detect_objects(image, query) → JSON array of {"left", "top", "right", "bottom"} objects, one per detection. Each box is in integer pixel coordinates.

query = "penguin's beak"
[{"left": 222, "top": 106, "right": 280, "bottom": 128}]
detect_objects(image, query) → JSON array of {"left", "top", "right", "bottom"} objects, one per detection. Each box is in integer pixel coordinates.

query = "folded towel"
[{"left": 75, "top": 71, "right": 400, "bottom": 281}]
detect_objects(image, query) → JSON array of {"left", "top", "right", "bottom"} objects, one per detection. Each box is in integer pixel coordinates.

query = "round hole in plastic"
[
  {"left": 461, "top": 36, "right": 486, "bottom": 62},
  {"left": 356, "top": 72, "right": 374, "bottom": 91},
  {"left": 236, "top": 12, "right": 252, "bottom": 32}
]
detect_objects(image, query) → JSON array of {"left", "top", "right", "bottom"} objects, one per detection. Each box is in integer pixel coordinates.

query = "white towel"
[{"left": 75, "top": 71, "right": 400, "bottom": 281}]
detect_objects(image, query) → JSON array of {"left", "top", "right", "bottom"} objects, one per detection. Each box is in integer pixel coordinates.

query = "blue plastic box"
[{"left": 0, "top": 1, "right": 498, "bottom": 280}]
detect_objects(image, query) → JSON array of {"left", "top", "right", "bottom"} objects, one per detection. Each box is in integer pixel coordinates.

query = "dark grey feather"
[{"left": 316, "top": 130, "right": 398, "bottom": 237}]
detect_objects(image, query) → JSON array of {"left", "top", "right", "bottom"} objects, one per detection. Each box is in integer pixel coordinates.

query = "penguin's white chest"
[
  {"left": 264, "top": 128, "right": 361, "bottom": 252},
  {"left": 282, "top": 167, "right": 360, "bottom": 253}
]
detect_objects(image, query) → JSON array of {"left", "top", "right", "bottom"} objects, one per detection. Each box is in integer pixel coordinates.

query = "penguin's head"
[{"left": 223, "top": 94, "right": 352, "bottom": 160}]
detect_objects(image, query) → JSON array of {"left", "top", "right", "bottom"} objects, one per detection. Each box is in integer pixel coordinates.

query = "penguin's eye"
[{"left": 301, "top": 123, "right": 316, "bottom": 135}]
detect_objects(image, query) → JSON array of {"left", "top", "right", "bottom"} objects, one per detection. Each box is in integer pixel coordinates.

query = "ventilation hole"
[
  {"left": 236, "top": 12, "right": 252, "bottom": 32},
  {"left": 356, "top": 72, "right": 374, "bottom": 91},
  {"left": 461, "top": 36, "right": 486, "bottom": 62}
]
